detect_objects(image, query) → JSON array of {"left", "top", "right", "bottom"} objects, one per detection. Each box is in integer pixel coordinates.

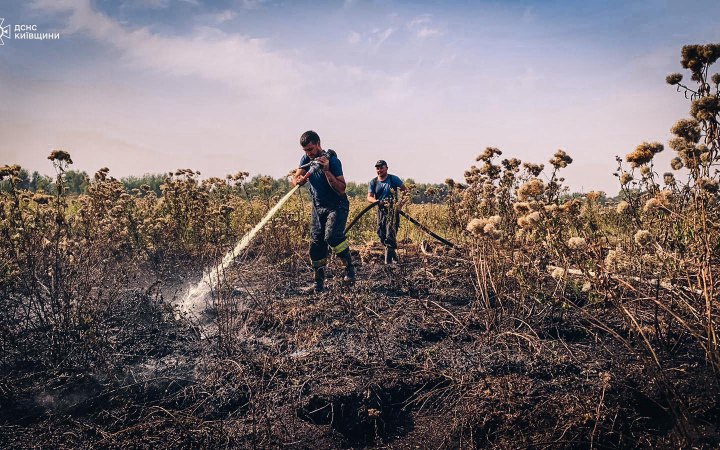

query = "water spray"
[{"left": 178, "top": 160, "right": 322, "bottom": 319}]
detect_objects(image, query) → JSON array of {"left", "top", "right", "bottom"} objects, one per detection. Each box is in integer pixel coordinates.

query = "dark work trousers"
[
  {"left": 309, "top": 204, "right": 350, "bottom": 262},
  {"left": 376, "top": 204, "right": 400, "bottom": 249}
]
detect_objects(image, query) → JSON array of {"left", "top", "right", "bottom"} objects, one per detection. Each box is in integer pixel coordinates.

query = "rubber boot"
[
  {"left": 313, "top": 266, "right": 325, "bottom": 293},
  {"left": 384, "top": 247, "right": 398, "bottom": 264},
  {"left": 337, "top": 249, "right": 356, "bottom": 283}
]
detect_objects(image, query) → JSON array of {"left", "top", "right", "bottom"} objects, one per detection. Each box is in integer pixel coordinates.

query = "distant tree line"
[{"left": 3, "top": 170, "right": 620, "bottom": 204}]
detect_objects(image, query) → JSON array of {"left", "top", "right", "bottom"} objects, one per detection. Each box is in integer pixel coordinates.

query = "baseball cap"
[{"left": 374, "top": 160, "right": 387, "bottom": 167}]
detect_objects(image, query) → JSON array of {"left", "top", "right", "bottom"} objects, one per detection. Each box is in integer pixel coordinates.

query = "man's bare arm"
[{"left": 292, "top": 168, "right": 308, "bottom": 186}]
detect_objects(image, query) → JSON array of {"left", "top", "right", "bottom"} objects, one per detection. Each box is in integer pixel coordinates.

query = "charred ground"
[{"left": 2, "top": 243, "right": 718, "bottom": 449}]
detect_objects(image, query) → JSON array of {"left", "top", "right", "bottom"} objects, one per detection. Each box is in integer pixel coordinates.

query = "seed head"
[
  {"left": 605, "top": 249, "right": 624, "bottom": 271},
  {"left": 523, "top": 162, "right": 544, "bottom": 177},
  {"left": 48, "top": 149, "right": 73, "bottom": 164},
  {"left": 616, "top": 200, "right": 630, "bottom": 214},
  {"left": 690, "top": 96, "right": 720, "bottom": 122},
  {"left": 626, "top": 142, "right": 663, "bottom": 167},
  {"left": 620, "top": 172, "right": 633, "bottom": 185},
  {"left": 517, "top": 211, "right": 541, "bottom": 229},
  {"left": 698, "top": 177, "right": 719, "bottom": 193},
  {"left": 476, "top": 147, "right": 502, "bottom": 162},
  {"left": 513, "top": 202, "right": 531, "bottom": 215},
  {"left": 634, "top": 229, "right": 653, "bottom": 247},
  {"left": 551, "top": 267, "right": 565, "bottom": 280},
  {"left": 643, "top": 197, "right": 661, "bottom": 212},
  {"left": 467, "top": 218, "right": 485, "bottom": 235},
  {"left": 550, "top": 149, "right": 573, "bottom": 169},
  {"left": 670, "top": 157, "right": 684, "bottom": 170},
  {"left": 665, "top": 73, "right": 683, "bottom": 85},
  {"left": 517, "top": 178, "right": 545, "bottom": 201},
  {"left": 671, "top": 118, "right": 701, "bottom": 143},
  {"left": 663, "top": 173, "right": 675, "bottom": 185}
]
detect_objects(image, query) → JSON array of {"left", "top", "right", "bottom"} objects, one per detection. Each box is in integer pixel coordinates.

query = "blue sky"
[{"left": 1, "top": 0, "right": 719, "bottom": 193}]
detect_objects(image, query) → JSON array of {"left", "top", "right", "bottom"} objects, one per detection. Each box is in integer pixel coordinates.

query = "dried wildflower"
[
  {"left": 698, "top": 177, "right": 719, "bottom": 193},
  {"left": 605, "top": 249, "right": 626, "bottom": 271},
  {"left": 483, "top": 222, "right": 503, "bottom": 238},
  {"left": 626, "top": 142, "right": 663, "bottom": 167},
  {"left": 467, "top": 218, "right": 485, "bottom": 235},
  {"left": 549, "top": 149, "right": 573, "bottom": 169},
  {"left": 444, "top": 178, "right": 455, "bottom": 187},
  {"left": 671, "top": 118, "right": 701, "bottom": 143},
  {"left": 619, "top": 172, "right": 633, "bottom": 185},
  {"left": 581, "top": 281, "right": 592, "bottom": 292},
  {"left": 0, "top": 164, "right": 21, "bottom": 180},
  {"left": 518, "top": 211, "right": 541, "bottom": 229},
  {"left": 657, "top": 190, "right": 672, "bottom": 205},
  {"left": 551, "top": 267, "right": 565, "bottom": 280},
  {"left": 586, "top": 191, "right": 602, "bottom": 202},
  {"left": 643, "top": 198, "right": 661, "bottom": 212},
  {"left": 517, "top": 178, "right": 545, "bottom": 201},
  {"left": 476, "top": 147, "right": 502, "bottom": 162},
  {"left": 640, "top": 166, "right": 651, "bottom": 176},
  {"left": 670, "top": 157, "right": 684, "bottom": 170},
  {"left": 663, "top": 173, "right": 675, "bottom": 185},
  {"left": 700, "top": 151, "right": 712, "bottom": 163},
  {"left": 559, "top": 199, "right": 580, "bottom": 214},
  {"left": 568, "top": 236, "right": 587, "bottom": 250},
  {"left": 513, "top": 202, "right": 531, "bottom": 215},
  {"left": 665, "top": 73, "right": 683, "bottom": 85},
  {"left": 502, "top": 158, "right": 522, "bottom": 170},
  {"left": 467, "top": 217, "right": 502, "bottom": 238},
  {"left": 48, "top": 149, "right": 73, "bottom": 164},
  {"left": 690, "top": 96, "right": 720, "bottom": 121},
  {"left": 616, "top": 200, "right": 630, "bottom": 214},
  {"left": 681, "top": 44, "right": 720, "bottom": 72},
  {"left": 634, "top": 229, "right": 653, "bottom": 247},
  {"left": 523, "top": 163, "right": 544, "bottom": 177},
  {"left": 713, "top": 73, "right": 720, "bottom": 85},
  {"left": 544, "top": 203, "right": 558, "bottom": 213}
]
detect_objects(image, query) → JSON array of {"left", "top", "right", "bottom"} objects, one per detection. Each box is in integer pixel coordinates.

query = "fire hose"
[{"left": 344, "top": 200, "right": 455, "bottom": 248}]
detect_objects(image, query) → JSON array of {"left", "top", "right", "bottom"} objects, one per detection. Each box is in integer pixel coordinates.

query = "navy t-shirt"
[
  {"left": 299, "top": 150, "right": 349, "bottom": 208},
  {"left": 369, "top": 174, "right": 404, "bottom": 201}
]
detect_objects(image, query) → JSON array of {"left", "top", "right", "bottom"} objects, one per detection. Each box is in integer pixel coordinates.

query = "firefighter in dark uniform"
[
  {"left": 367, "top": 160, "right": 407, "bottom": 264},
  {"left": 292, "top": 130, "right": 355, "bottom": 292}
]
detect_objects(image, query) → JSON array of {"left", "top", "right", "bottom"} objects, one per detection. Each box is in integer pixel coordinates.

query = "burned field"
[{"left": 1, "top": 243, "right": 719, "bottom": 449}]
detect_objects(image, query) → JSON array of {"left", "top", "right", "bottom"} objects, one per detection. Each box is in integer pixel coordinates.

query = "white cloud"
[
  {"left": 407, "top": 14, "right": 442, "bottom": 39},
  {"left": 31, "top": 0, "right": 301, "bottom": 98},
  {"left": 371, "top": 27, "right": 394, "bottom": 50},
  {"left": 408, "top": 15, "right": 431, "bottom": 28},
  {"left": 417, "top": 27, "right": 442, "bottom": 38},
  {"left": 212, "top": 10, "right": 237, "bottom": 23}
]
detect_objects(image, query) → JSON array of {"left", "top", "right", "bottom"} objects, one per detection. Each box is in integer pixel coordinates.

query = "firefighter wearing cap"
[
  {"left": 367, "top": 160, "right": 407, "bottom": 263},
  {"left": 292, "top": 130, "right": 355, "bottom": 292}
]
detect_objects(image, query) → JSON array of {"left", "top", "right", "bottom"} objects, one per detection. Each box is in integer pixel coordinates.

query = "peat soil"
[{"left": 1, "top": 244, "right": 719, "bottom": 449}]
